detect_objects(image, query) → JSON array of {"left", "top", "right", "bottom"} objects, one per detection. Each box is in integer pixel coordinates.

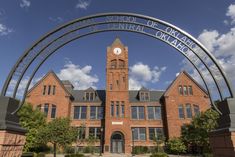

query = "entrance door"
[{"left": 111, "top": 132, "right": 124, "bottom": 153}]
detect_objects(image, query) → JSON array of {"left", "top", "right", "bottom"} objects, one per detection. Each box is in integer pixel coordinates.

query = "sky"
[{"left": 0, "top": 0, "right": 235, "bottom": 100}]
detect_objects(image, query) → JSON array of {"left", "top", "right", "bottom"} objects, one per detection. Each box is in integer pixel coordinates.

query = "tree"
[
  {"left": 37, "top": 118, "right": 78, "bottom": 157},
  {"left": 181, "top": 108, "right": 220, "bottom": 153},
  {"left": 17, "top": 103, "right": 46, "bottom": 152},
  {"left": 153, "top": 134, "right": 165, "bottom": 153},
  {"left": 166, "top": 137, "right": 186, "bottom": 155}
]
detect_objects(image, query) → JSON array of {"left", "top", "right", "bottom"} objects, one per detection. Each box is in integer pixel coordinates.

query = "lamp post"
[
  {"left": 131, "top": 128, "right": 135, "bottom": 157},
  {"left": 100, "top": 127, "right": 103, "bottom": 156}
]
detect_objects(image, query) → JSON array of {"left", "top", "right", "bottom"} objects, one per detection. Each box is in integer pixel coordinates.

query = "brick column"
[
  {"left": 0, "top": 96, "right": 27, "bottom": 157},
  {"left": 209, "top": 98, "right": 235, "bottom": 157}
]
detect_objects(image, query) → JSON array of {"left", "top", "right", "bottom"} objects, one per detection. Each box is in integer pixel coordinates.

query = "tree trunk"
[{"left": 54, "top": 143, "right": 56, "bottom": 157}]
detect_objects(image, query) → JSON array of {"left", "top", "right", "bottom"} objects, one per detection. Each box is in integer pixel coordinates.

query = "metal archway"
[{"left": 1, "top": 13, "right": 234, "bottom": 114}]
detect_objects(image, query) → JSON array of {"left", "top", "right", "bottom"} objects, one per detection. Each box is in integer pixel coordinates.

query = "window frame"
[
  {"left": 186, "top": 103, "right": 192, "bottom": 118},
  {"left": 131, "top": 106, "right": 145, "bottom": 120},
  {"left": 51, "top": 104, "right": 56, "bottom": 118},
  {"left": 74, "top": 106, "right": 87, "bottom": 119}
]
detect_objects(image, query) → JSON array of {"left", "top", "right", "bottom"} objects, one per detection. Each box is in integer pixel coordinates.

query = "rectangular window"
[
  {"left": 183, "top": 86, "right": 188, "bottom": 95},
  {"left": 44, "top": 103, "right": 49, "bottom": 117},
  {"left": 74, "top": 106, "right": 87, "bottom": 119},
  {"left": 110, "top": 84, "right": 112, "bottom": 90},
  {"left": 90, "top": 93, "right": 94, "bottom": 101},
  {"left": 86, "top": 93, "right": 89, "bottom": 100},
  {"left": 48, "top": 85, "right": 51, "bottom": 95},
  {"left": 149, "top": 128, "right": 164, "bottom": 140},
  {"left": 111, "top": 101, "right": 114, "bottom": 117},
  {"left": 51, "top": 104, "right": 56, "bottom": 118},
  {"left": 77, "top": 127, "right": 86, "bottom": 139},
  {"left": 52, "top": 85, "right": 56, "bottom": 95},
  {"left": 145, "top": 93, "right": 149, "bottom": 101},
  {"left": 43, "top": 85, "right": 46, "bottom": 95},
  {"left": 89, "top": 127, "right": 101, "bottom": 139},
  {"left": 140, "top": 92, "right": 145, "bottom": 101},
  {"left": 131, "top": 106, "right": 145, "bottom": 120},
  {"left": 178, "top": 104, "right": 185, "bottom": 119},
  {"left": 186, "top": 103, "right": 192, "bottom": 118},
  {"left": 121, "top": 102, "right": 125, "bottom": 118},
  {"left": 116, "top": 101, "right": 119, "bottom": 117},
  {"left": 193, "top": 105, "right": 200, "bottom": 116},
  {"left": 148, "top": 106, "right": 161, "bottom": 120},
  {"left": 90, "top": 106, "right": 103, "bottom": 119},
  {"left": 132, "top": 128, "right": 146, "bottom": 141},
  {"left": 188, "top": 86, "right": 193, "bottom": 95},
  {"left": 178, "top": 85, "right": 183, "bottom": 95}
]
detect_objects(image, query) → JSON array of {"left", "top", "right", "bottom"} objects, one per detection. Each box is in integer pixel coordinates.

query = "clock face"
[{"left": 113, "top": 47, "right": 122, "bottom": 55}]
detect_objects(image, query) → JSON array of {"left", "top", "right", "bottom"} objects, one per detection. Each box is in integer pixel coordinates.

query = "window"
[
  {"left": 116, "top": 80, "right": 119, "bottom": 86},
  {"left": 121, "top": 102, "right": 125, "bottom": 118},
  {"left": 119, "top": 59, "right": 125, "bottom": 68},
  {"left": 188, "top": 86, "right": 193, "bottom": 95},
  {"left": 111, "top": 101, "right": 114, "bottom": 117},
  {"left": 111, "top": 60, "right": 117, "bottom": 68},
  {"left": 86, "top": 93, "right": 89, "bottom": 100},
  {"left": 149, "top": 128, "right": 164, "bottom": 140},
  {"left": 140, "top": 92, "right": 149, "bottom": 101},
  {"left": 193, "top": 105, "right": 200, "bottom": 116},
  {"left": 116, "top": 101, "right": 119, "bottom": 117},
  {"left": 51, "top": 104, "right": 56, "bottom": 118},
  {"left": 178, "top": 104, "right": 185, "bottom": 119},
  {"left": 77, "top": 127, "right": 86, "bottom": 139},
  {"left": 178, "top": 85, "right": 183, "bottom": 95},
  {"left": 148, "top": 106, "right": 161, "bottom": 120},
  {"left": 90, "top": 93, "right": 94, "bottom": 101},
  {"left": 132, "top": 128, "right": 146, "bottom": 140},
  {"left": 131, "top": 106, "right": 145, "bottom": 120},
  {"left": 52, "top": 85, "right": 56, "bottom": 95},
  {"left": 186, "top": 103, "right": 192, "bottom": 118},
  {"left": 44, "top": 104, "right": 49, "bottom": 117},
  {"left": 110, "top": 84, "right": 113, "bottom": 90},
  {"left": 90, "top": 106, "right": 103, "bottom": 119},
  {"left": 43, "top": 85, "right": 46, "bottom": 95},
  {"left": 89, "top": 127, "right": 101, "bottom": 139},
  {"left": 183, "top": 86, "right": 188, "bottom": 95},
  {"left": 85, "top": 92, "right": 95, "bottom": 101},
  {"left": 48, "top": 85, "right": 51, "bottom": 95},
  {"left": 74, "top": 106, "right": 87, "bottom": 119}
]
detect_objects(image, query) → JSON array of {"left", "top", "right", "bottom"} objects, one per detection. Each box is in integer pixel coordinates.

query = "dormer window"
[
  {"left": 140, "top": 92, "right": 150, "bottom": 101},
  {"left": 85, "top": 92, "right": 95, "bottom": 101}
]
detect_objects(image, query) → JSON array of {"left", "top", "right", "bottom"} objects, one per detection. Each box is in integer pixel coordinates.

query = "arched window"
[
  {"left": 51, "top": 104, "right": 56, "bottom": 118},
  {"left": 111, "top": 59, "right": 117, "bottom": 68},
  {"left": 119, "top": 59, "right": 125, "bottom": 68}
]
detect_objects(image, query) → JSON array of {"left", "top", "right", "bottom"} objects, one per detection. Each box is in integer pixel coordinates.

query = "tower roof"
[{"left": 111, "top": 37, "right": 124, "bottom": 46}]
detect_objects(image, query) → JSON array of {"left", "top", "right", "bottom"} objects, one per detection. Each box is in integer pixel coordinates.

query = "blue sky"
[{"left": 0, "top": 0, "right": 235, "bottom": 99}]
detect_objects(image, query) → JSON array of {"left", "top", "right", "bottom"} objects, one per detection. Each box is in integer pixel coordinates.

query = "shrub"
[
  {"left": 36, "top": 152, "right": 46, "bottom": 157},
  {"left": 64, "top": 145, "right": 75, "bottom": 154},
  {"left": 203, "top": 153, "right": 213, "bottom": 157},
  {"left": 82, "top": 146, "right": 99, "bottom": 153},
  {"left": 21, "top": 152, "right": 34, "bottom": 157},
  {"left": 149, "top": 146, "right": 165, "bottom": 153},
  {"left": 132, "top": 146, "right": 149, "bottom": 154},
  {"left": 64, "top": 154, "right": 85, "bottom": 157},
  {"left": 166, "top": 137, "right": 186, "bottom": 154},
  {"left": 150, "top": 152, "right": 168, "bottom": 157}
]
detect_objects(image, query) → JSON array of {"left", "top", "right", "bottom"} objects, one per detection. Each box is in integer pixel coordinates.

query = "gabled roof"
[
  {"left": 27, "top": 70, "right": 72, "bottom": 97},
  {"left": 139, "top": 86, "right": 149, "bottom": 91},
  {"left": 129, "top": 90, "right": 164, "bottom": 102},
  {"left": 164, "top": 71, "right": 208, "bottom": 96}
]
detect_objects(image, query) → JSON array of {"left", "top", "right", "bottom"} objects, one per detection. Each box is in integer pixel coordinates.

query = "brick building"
[{"left": 26, "top": 38, "right": 210, "bottom": 154}]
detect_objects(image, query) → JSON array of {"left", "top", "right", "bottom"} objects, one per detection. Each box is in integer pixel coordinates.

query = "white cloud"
[
  {"left": 0, "top": 23, "right": 13, "bottom": 36},
  {"left": 226, "top": 4, "right": 235, "bottom": 25},
  {"left": 57, "top": 60, "right": 99, "bottom": 89},
  {"left": 49, "top": 17, "right": 64, "bottom": 23},
  {"left": 20, "top": 0, "right": 31, "bottom": 8},
  {"left": 129, "top": 62, "right": 167, "bottom": 90},
  {"left": 75, "top": 0, "right": 91, "bottom": 10}
]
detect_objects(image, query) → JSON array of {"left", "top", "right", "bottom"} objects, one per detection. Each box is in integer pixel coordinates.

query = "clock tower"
[{"left": 104, "top": 38, "right": 132, "bottom": 154}]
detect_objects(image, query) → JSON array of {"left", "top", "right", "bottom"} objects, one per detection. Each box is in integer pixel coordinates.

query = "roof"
[
  {"left": 111, "top": 37, "right": 124, "bottom": 47},
  {"left": 71, "top": 90, "right": 106, "bottom": 102}
]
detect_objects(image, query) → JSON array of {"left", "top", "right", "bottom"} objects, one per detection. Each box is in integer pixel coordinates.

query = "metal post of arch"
[{"left": 1, "top": 13, "right": 235, "bottom": 115}]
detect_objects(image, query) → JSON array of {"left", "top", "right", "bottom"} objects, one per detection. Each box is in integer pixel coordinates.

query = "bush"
[
  {"left": 36, "top": 152, "right": 46, "bottom": 157},
  {"left": 64, "top": 154, "right": 85, "bottom": 157},
  {"left": 166, "top": 137, "right": 186, "bottom": 154},
  {"left": 149, "top": 146, "right": 165, "bottom": 153},
  {"left": 21, "top": 152, "right": 34, "bottom": 157},
  {"left": 64, "top": 145, "right": 75, "bottom": 154},
  {"left": 150, "top": 152, "right": 168, "bottom": 157},
  {"left": 203, "top": 153, "right": 213, "bottom": 157},
  {"left": 132, "top": 146, "right": 149, "bottom": 154},
  {"left": 82, "top": 146, "right": 99, "bottom": 153}
]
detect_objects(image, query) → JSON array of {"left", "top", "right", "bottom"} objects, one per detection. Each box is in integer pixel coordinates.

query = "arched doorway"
[{"left": 111, "top": 131, "right": 124, "bottom": 154}]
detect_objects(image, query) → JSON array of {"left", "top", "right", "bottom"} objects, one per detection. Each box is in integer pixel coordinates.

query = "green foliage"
[
  {"left": 203, "top": 153, "right": 213, "bottom": 157},
  {"left": 152, "top": 134, "right": 166, "bottom": 153},
  {"left": 36, "top": 152, "right": 46, "bottom": 157},
  {"left": 64, "top": 154, "right": 85, "bottom": 157},
  {"left": 181, "top": 108, "right": 220, "bottom": 153},
  {"left": 166, "top": 137, "right": 186, "bottom": 154},
  {"left": 132, "top": 146, "right": 149, "bottom": 154},
  {"left": 150, "top": 152, "right": 168, "bottom": 157},
  {"left": 37, "top": 117, "right": 78, "bottom": 157},
  {"left": 18, "top": 103, "right": 46, "bottom": 152}
]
